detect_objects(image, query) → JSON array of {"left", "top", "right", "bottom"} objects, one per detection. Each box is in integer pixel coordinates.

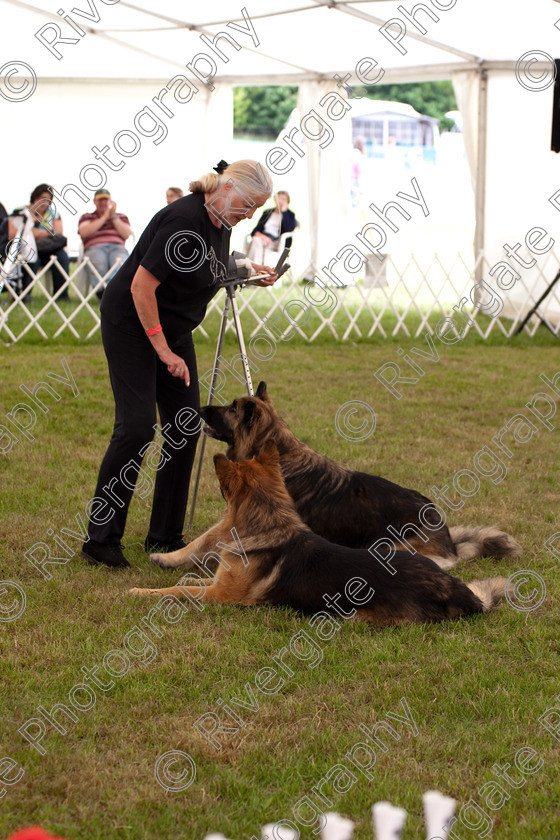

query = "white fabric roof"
[{"left": 2, "top": 0, "right": 559, "bottom": 82}]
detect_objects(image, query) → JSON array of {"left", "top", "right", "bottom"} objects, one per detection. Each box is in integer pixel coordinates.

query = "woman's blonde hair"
[{"left": 189, "top": 159, "right": 273, "bottom": 202}]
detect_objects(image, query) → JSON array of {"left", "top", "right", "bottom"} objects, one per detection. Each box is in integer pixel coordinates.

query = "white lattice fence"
[
  {"left": 2, "top": 251, "right": 559, "bottom": 343},
  {"left": 0, "top": 253, "right": 127, "bottom": 343}
]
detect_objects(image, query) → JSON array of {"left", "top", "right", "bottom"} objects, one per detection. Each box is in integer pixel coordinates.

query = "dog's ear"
[
  {"left": 243, "top": 400, "right": 258, "bottom": 428},
  {"left": 257, "top": 438, "right": 280, "bottom": 466},
  {"left": 256, "top": 381, "right": 269, "bottom": 402}
]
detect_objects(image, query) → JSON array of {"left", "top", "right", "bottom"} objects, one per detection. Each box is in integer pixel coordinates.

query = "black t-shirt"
[{"left": 100, "top": 193, "right": 231, "bottom": 342}]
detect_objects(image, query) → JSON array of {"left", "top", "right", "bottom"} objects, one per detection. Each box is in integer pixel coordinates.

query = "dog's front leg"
[
  {"left": 130, "top": 579, "right": 231, "bottom": 604},
  {"left": 178, "top": 575, "right": 218, "bottom": 586},
  {"left": 129, "top": 584, "right": 212, "bottom": 599},
  {"left": 150, "top": 522, "right": 225, "bottom": 569}
]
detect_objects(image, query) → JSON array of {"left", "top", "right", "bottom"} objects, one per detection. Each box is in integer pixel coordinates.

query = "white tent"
[
  {"left": 350, "top": 98, "right": 440, "bottom": 148},
  {"left": 2, "top": 0, "right": 560, "bottom": 322}
]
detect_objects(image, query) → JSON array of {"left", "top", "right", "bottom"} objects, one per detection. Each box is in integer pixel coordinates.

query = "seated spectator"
[
  {"left": 78, "top": 189, "right": 131, "bottom": 297},
  {"left": 246, "top": 190, "right": 297, "bottom": 264},
  {"left": 29, "top": 184, "right": 70, "bottom": 300},
  {"left": 7, "top": 185, "right": 71, "bottom": 303},
  {"left": 166, "top": 186, "right": 184, "bottom": 204}
]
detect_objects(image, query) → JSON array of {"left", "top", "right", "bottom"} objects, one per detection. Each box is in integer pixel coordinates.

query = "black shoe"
[
  {"left": 144, "top": 535, "right": 186, "bottom": 554},
  {"left": 81, "top": 540, "right": 130, "bottom": 569}
]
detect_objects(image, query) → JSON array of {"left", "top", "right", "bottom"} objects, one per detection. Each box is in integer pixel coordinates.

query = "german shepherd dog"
[
  {"left": 199, "top": 382, "right": 521, "bottom": 571},
  {"left": 130, "top": 441, "right": 507, "bottom": 626}
]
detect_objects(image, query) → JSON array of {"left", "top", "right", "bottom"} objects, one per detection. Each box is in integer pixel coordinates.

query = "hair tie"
[{"left": 213, "top": 159, "right": 229, "bottom": 175}]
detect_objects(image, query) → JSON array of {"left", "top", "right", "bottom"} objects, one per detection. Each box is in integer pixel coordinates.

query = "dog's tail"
[
  {"left": 449, "top": 526, "right": 522, "bottom": 562},
  {"left": 466, "top": 576, "right": 507, "bottom": 612}
]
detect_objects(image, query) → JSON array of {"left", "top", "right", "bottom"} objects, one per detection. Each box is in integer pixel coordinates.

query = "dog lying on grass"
[
  {"left": 130, "top": 441, "right": 507, "bottom": 627},
  {"left": 199, "top": 382, "right": 522, "bottom": 571}
]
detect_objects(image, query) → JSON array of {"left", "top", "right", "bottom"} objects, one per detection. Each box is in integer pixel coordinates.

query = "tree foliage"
[
  {"left": 233, "top": 86, "right": 298, "bottom": 138},
  {"left": 233, "top": 81, "right": 458, "bottom": 137}
]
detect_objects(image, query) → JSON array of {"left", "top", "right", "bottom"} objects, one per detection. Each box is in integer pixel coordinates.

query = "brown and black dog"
[
  {"left": 198, "top": 382, "right": 522, "bottom": 571},
  {"left": 130, "top": 441, "right": 507, "bottom": 627}
]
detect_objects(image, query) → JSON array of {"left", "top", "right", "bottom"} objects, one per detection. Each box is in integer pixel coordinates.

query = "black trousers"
[
  {"left": 27, "top": 248, "right": 71, "bottom": 298},
  {"left": 88, "top": 317, "right": 201, "bottom": 544}
]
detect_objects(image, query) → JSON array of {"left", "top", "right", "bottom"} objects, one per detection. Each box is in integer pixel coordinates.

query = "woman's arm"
[
  {"left": 281, "top": 210, "right": 297, "bottom": 234},
  {"left": 130, "top": 266, "right": 190, "bottom": 385},
  {"left": 33, "top": 227, "right": 50, "bottom": 240},
  {"left": 31, "top": 216, "right": 63, "bottom": 240},
  {"left": 251, "top": 209, "right": 269, "bottom": 237}
]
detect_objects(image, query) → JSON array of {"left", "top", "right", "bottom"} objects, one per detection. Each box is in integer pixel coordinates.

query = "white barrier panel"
[{"left": 2, "top": 252, "right": 559, "bottom": 343}]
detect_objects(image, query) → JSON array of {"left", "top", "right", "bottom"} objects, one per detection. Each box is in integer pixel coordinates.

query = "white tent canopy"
[
  {"left": 3, "top": 0, "right": 558, "bottom": 83},
  {"left": 2, "top": 0, "right": 560, "bottom": 311}
]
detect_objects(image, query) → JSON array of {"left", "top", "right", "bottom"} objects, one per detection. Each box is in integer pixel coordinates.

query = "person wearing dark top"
[
  {"left": 6, "top": 185, "right": 71, "bottom": 302},
  {"left": 247, "top": 190, "right": 297, "bottom": 264},
  {"left": 81, "top": 159, "right": 276, "bottom": 569}
]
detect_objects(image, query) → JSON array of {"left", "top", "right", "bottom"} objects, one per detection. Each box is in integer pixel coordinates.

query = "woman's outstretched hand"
[{"left": 251, "top": 264, "right": 278, "bottom": 286}]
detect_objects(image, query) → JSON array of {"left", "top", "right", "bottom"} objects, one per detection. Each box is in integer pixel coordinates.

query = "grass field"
[{"left": 1, "top": 323, "right": 559, "bottom": 840}]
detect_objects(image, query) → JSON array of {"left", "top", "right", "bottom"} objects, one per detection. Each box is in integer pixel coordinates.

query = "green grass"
[{"left": 1, "top": 327, "right": 560, "bottom": 839}]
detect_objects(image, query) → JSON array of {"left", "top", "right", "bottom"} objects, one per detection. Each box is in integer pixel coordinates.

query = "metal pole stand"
[
  {"left": 514, "top": 269, "right": 560, "bottom": 335},
  {"left": 186, "top": 279, "right": 254, "bottom": 529},
  {"left": 186, "top": 247, "right": 291, "bottom": 530}
]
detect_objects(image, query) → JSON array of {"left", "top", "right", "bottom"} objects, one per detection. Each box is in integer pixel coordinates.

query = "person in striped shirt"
[{"left": 78, "top": 189, "right": 132, "bottom": 297}]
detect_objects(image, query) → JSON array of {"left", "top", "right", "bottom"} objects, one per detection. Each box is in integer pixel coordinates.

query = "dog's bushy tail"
[
  {"left": 449, "top": 526, "right": 522, "bottom": 561},
  {"left": 467, "top": 576, "right": 507, "bottom": 612}
]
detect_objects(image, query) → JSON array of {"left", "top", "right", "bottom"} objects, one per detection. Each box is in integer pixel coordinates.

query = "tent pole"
[{"left": 474, "top": 68, "right": 488, "bottom": 285}]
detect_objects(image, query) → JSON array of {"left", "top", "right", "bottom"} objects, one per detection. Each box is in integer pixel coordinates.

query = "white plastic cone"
[
  {"left": 321, "top": 812, "right": 355, "bottom": 840},
  {"left": 261, "top": 823, "right": 298, "bottom": 840},
  {"left": 372, "top": 800, "right": 407, "bottom": 839},
  {"left": 423, "top": 790, "right": 456, "bottom": 840}
]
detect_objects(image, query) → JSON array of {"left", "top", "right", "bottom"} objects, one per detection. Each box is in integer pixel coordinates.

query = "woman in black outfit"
[{"left": 82, "top": 160, "right": 276, "bottom": 568}]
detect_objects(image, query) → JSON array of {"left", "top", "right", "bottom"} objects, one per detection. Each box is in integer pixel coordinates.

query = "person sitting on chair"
[
  {"left": 28, "top": 184, "right": 70, "bottom": 301},
  {"left": 246, "top": 190, "right": 296, "bottom": 264},
  {"left": 78, "top": 189, "right": 132, "bottom": 297},
  {"left": 7, "top": 184, "right": 71, "bottom": 303}
]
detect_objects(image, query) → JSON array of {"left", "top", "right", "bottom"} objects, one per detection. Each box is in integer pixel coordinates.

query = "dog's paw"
[
  {"left": 150, "top": 553, "right": 165, "bottom": 567},
  {"left": 129, "top": 587, "right": 158, "bottom": 597}
]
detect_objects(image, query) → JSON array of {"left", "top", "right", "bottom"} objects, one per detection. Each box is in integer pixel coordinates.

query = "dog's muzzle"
[{"left": 202, "top": 423, "right": 217, "bottom": 438}]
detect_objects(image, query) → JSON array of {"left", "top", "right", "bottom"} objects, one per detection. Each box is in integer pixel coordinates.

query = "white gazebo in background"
[{"left": 350, "top": 99, "right": 439, "bottom": 152}]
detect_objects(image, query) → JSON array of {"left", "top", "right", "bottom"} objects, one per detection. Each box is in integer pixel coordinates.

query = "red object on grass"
[{"left": 7, "top": 827, "right": 68, "bottom": 840}]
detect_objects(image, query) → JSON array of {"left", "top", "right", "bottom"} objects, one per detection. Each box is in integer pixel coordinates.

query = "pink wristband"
[{"left": 146, "top": 324, "right": 163, "bottom": 336}]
